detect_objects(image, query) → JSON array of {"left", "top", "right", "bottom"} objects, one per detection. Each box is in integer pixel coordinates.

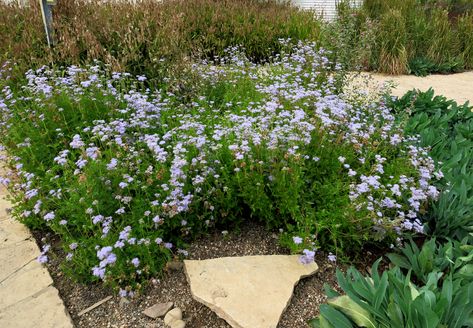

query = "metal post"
[{"left": 39, "top": 0, "right": 56, "bottom": 47}]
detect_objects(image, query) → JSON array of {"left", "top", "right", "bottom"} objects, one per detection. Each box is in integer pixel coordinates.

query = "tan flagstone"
[
  {"left": 184, "top": 255, "right": 318, "bottom": 328},
  {"left": 0, "top": 256, "right": 53, "bottom": 309},
  {"left": 0, "top": 240, "right": 39, "bottom": 282},
  {"left": 0, "top": 286, "right": 73, "bottom": 328}
]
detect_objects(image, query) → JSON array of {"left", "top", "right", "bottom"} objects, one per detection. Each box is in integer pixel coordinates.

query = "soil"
[{"left": 34, "top": 222, "right": 385, "bottom": 328}]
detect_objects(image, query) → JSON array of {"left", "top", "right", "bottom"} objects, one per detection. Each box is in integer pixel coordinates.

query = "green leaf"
[
  {"left": 318, "top": 315, "right": 335, "bottom": 328},
  {"left": 409, "top": 282, "right": 420, "bottom": 300},
  {"left": 387, "top": 300, "right": 404, "bottom": 327},
  {"left": 328, "top": 295, "right": 376, "bottom": 328},
  {"left": 308, "top": 318, "right": 321, "bottom": 328},
  {"left": 324, "top": 283, "right": 341, "bottom": 299},
  {"left": 458, "top": 253, "right": 473, "bottom": 263},
  {"left": 386, "top": 253, "right": 410, "bottom": 269},
  {"left": 458, "top": 264, "right": 473, "bottom": 277},
  {"left": 319, "top": 304, "right": 355, "bottom": 328},
  {"left": 373, "top": 272, "right": 388, "bottom": 310}
]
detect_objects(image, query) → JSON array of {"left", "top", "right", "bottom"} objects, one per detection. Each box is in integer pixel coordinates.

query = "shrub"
[
  {"left": 321, "top": 1, "right": 377, "bottom": 71},
  {"left": 0, "top": 43, "right": 441, "bottom": 292},
  {"left": 0, "top": 0, "right": 321, "bottom": 84},
  {"left": 389, "top": 89, "right": 473, "bottom": 239}
]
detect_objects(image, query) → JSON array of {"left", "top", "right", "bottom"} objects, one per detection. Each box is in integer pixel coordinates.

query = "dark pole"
[{"left": 39, "top": 0, "right": 56, "bottom": 47}]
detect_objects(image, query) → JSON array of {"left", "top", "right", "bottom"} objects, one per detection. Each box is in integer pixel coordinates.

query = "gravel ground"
[{"left": 38, "top": 223, "right": 380, "bottom": 328}]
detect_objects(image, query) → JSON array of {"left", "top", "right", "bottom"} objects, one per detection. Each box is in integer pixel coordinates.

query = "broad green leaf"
[
  {"left": 308, "top": 318, "right": 321, "bottom": 328},
  {"left": 386, "top": 253, "right": 410, "bottom": 269},
  {"left": 373, "top": 272, "right": 388, "bottom": 310},
  {"left": 328, "top": 295, "right": 376, "bottom": 328},
  {"left": 458, "top": 264, "right": 473, "bottom": 277},
  {"left": 318, "top": 315, "right": 335, "bottom": 328},
  {"left": 409, "top": 283, "right": 420, "bottom": 300},
  {"left": 319, "top": 304, "right": 355, "bottom": 328},
  {"left": 387, "top": 300, "right": 404, "bottom": 327}
]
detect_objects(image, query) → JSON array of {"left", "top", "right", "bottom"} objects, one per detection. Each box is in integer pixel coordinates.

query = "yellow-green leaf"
[{"left": 328, "top": 296, "right": 376, "bottom": 328}]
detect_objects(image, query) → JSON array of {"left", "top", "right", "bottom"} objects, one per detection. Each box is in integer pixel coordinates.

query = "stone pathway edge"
[{"left": 0, "top": 182, "right": 74, "bottom": 328}]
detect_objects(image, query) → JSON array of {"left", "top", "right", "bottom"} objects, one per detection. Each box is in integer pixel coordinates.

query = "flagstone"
[
  {"left": 0, "top": 286, "right": 73, "bottom": 328},
  {"left": 184, "top": 255, "right": 318, "bottom": 328},
  {"left": 0, "top": 259, "right": 53, "bottom": 309},
  {"left": 0, "top": 240, "right": 39, "bottom": 282}
]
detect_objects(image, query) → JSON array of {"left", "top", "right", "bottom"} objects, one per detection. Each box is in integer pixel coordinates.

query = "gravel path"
[{"left": 370, "top": 71, "right": 473, "bottom": 105}]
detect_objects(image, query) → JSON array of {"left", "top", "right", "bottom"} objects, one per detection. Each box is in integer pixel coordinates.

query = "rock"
[
  {"left": 170, "top": 319, "right": 186, "bottom": 328},
  {"left": 119, "top": 297, "right": 130, "bottom": 308},
  {"left": 184, "top": 255, "right": 318, "bottom": 328},
  {"left": 142, "top": 301, "right": 173, "bottom": 319},
  {"left": 166, "top": 261, "right": 183, "bottom": 272},
  {"left": 164, "top": 307, "right": 182, "bottom": 326}
]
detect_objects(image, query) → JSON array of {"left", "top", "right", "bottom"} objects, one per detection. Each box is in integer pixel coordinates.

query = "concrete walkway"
[
  {"left": 369, "top": 71, "right": 473, "bottom": 105},
  {"left": 0, "top": 175, "right": 74, "bottom": 327}
]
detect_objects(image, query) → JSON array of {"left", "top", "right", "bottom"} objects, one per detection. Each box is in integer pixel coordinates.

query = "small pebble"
[
  {"left": 164, "top": 307, "right": 182, "bottom": 326},
  {"left": 170, "top": 319, "right": 186, "bottom": 328}
]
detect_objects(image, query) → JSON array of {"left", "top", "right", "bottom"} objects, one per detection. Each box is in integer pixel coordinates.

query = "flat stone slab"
[
  {"left": 0, "top": 161, "right": 74, "bottom": 327},
  {"left": 143, "top": 301, "right": 173, "bottom": 319},
  {"left": 0, "top": 240, "right": 39, "bottom": 282},
  {"left": 184, "top": 255, "right": 318, "bottom": 328},
  {"left": 0, "top": 218, "right": 30, "bottom": 247},
  {"left": 0, "top": 260, "right": 53, "bottom": 309},
  {"left": 0, "top": 286, "right": 73, "bottom": 328}
]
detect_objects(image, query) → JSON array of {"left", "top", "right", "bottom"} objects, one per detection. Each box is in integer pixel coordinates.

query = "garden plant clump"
[
  {"left": 0, "top": 43, "right": 442, "bottom": 295},
  {"left": 326, "top": 0, "right": 473, "bottom": 75},
  {"left": 311, "top": 91, "right": 473, "bottom": 327}
]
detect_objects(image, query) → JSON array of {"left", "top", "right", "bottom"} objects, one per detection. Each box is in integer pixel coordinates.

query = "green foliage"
[
  {"left": 321, "top": 1, "right": 377, "bottom": 71},
  {"left": 328, "top": 0, "right": 473, "bottom": 74},
  {"left": 457, "top": 13, "right": 473, "bottom": 69},
  {"left": 0, "top": 45, "right": 439, "bottom": 291},
  {"left": 377, "top": 9, "right": 408, "bottom": 74},
  {"left": 387, "top": 236, "right": 473, "bottom": 284},
  {"left": 407, "top": 58, "right": 437, "bottom": 76},
  {"left": 389, "top": 89, "right": 473, "bottom": 239},
  {"left": 311, "top": 259, "right": 473, "bottom": 328}
]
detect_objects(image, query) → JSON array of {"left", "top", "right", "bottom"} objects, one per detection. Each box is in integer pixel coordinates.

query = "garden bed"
[{"left": 37, "top": 222, "right": 384, "bottom": 328}]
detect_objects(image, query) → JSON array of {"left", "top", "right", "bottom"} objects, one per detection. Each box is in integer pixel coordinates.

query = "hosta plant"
[
  {"left": 310, "top": 259, "right": 473, "bottom": 328},
  {"left": 387, "top": 236, "right": 473, "bottom": 285}
]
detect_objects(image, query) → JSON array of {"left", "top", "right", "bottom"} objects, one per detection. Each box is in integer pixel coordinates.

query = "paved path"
[
  {"left": 0, "top": 171, "right": 74, "bottom": 327},
  {"left": 369, "top": 71, "right": 473, "bottom": 105}
]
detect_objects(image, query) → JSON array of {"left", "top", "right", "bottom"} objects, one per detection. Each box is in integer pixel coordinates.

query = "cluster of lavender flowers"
[{"left": 0, "top": 41, "right": 441, "bottom": 290}]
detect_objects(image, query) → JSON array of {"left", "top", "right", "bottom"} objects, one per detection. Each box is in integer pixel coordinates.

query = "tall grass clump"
[
  {"left": 0, "top": 0, "right": 321, "bottom": 84},
  {"left": 427, "top": 8, "right": 462, "bottom": 70},
  {"left": 377, "top": 9, "right": 408, "bottom": 74},
  {"left": 329, "top": 0, "right": 473, "bottom": 75},
  {"left": 457, "top": 13, "right": 473, "bottom": 69}
]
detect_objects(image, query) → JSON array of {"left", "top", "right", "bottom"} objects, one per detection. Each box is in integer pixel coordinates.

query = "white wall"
[{"left": 290, "top": 0, "right": 363, "bottom": 20}]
